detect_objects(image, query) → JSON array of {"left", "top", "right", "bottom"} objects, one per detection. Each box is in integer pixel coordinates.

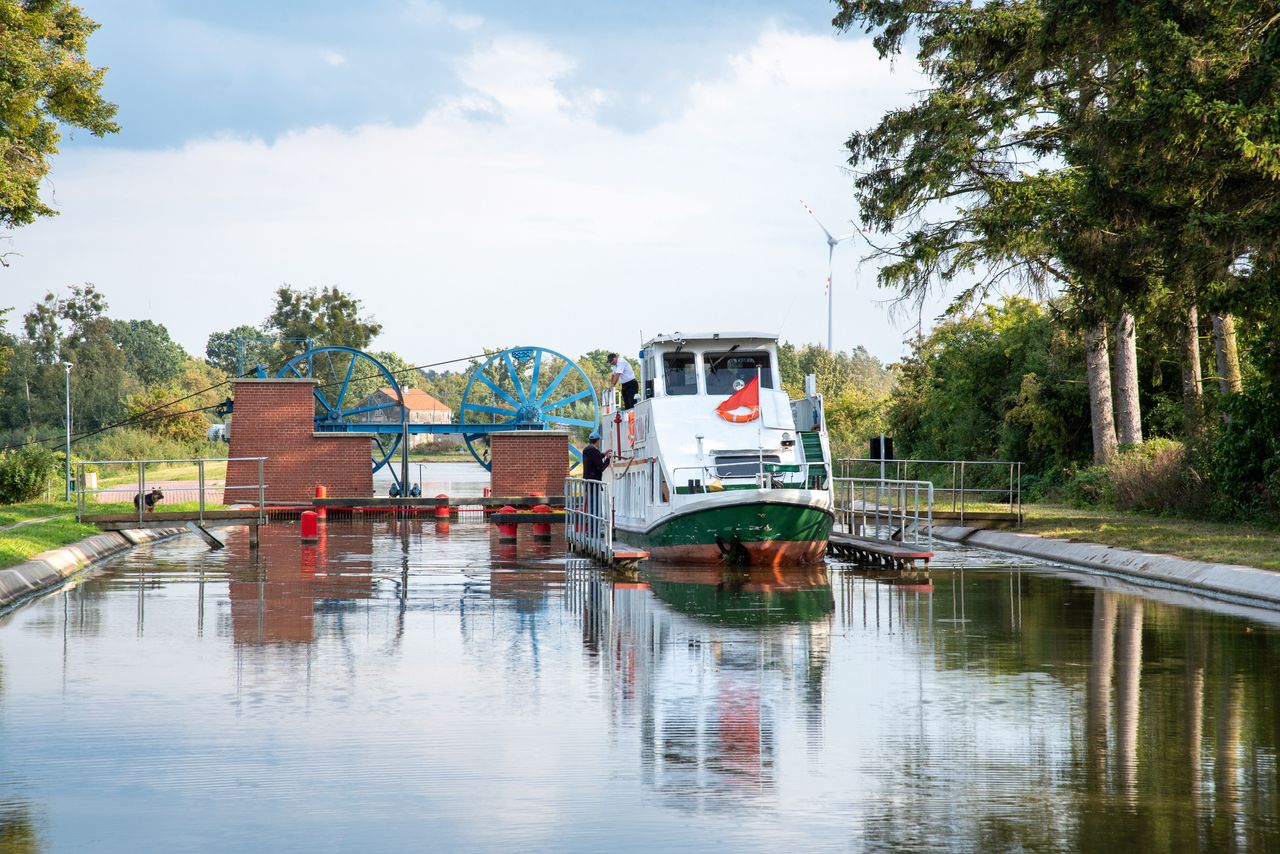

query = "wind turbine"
[{"left": 801, "top": 200, "right": 857, "bottom": 351}]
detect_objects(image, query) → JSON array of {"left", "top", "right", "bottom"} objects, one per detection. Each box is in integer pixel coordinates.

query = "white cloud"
[
  {"left": 7, "top": 26, "right": 930, "bottom": 364},
  {"left": 404, "top": 0, "right": 483, "bottom": 33},
  {"left": 322, "top": 50, "right": 348, "bottom": 67}
]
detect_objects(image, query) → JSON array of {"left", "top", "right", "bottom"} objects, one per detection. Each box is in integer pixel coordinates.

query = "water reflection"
[{"left": 0, "top": 524, "right": 1277, "bottom": 852}]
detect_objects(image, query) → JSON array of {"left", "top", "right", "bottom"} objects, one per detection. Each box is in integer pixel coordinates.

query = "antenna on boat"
[{"left": 800, "top": 199, "right": 857, "bottom": 351}]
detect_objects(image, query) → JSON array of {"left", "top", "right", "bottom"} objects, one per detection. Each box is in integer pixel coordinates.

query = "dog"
[{"left": 133, "top": 488, "right": 164, "bottom": 512}]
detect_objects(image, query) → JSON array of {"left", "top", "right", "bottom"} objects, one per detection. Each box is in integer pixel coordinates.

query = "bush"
[
  {"left": 0, "top": 445, "right": 59, "bottom": 504},
  {"left": 1212, "top": 385, "right": 1280, "bottom": 516},
  {"left": 1107, "top": 438, "right": 1212, "bottom": 515},
  {"left": 1062, "top": 465, "right": 1112, "bottom": 507}
]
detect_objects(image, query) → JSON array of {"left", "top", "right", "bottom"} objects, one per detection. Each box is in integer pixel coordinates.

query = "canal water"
[{"left": 1, "top": 517, "right": 1278, "bottom": 851}]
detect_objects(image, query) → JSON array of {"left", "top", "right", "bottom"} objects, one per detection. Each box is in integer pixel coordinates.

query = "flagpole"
[{"left": 757, "top": 365, "right": 764, "bottom": 486}]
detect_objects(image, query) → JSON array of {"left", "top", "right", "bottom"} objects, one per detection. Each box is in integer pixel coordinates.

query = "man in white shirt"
[{"left": 608, "top": 352, "right": 638, "bottom": 410}]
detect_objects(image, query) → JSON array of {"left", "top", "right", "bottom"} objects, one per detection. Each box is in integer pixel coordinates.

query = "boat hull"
[{"left": 617, "top": 498, "right": 834, "bottom": 566}]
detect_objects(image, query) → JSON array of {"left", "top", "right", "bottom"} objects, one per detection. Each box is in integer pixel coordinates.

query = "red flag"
[{"left": 716, "top": 376, "right": 760, "bottom": 423}]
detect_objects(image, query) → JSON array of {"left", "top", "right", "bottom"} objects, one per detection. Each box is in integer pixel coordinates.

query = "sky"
[{"left": 2, "top": 0, "right": 943, "bottom": 367}]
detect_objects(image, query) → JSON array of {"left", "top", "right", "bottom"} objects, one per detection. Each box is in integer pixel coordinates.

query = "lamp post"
[{"left": 64, "top": 362, "right": 73, "bottom": 502}]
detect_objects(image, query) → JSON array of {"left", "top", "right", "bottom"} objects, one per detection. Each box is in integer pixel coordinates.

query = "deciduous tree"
[{"left": 0, "top": 0, "right": 118, "bottom": 230}]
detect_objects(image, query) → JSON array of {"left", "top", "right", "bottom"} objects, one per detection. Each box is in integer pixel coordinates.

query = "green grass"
[
  {"left": 0, "top": 502, "right": 74, "bottom": 528},
  {"left": 0, "top": 503, "right": 98, "bottom": 570},
  {"left": 1021, "top": 503, "right": 1280, "bottom": 571},
  {"left": 80, "top": 500, "right": 229, "bottom": 516},
  {"left": 406, "top": 450, "right": 473, "bottom": 462}
]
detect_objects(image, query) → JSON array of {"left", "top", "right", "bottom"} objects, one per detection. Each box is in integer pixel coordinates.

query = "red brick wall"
[
  {"left": 225, "top": 379, "right": 374, "bottom": 504},
  {"left": 490, "top": 432, "right": 569, "bottom": 498}
]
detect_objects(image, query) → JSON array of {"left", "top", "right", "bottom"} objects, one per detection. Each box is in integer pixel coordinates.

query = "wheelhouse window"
[
  {"left": 662, "top": 352, "right": 698, "bottom": 395},
  {"left": 714, "top": 454, "right": 781, "bottom": 478},
  {"left": 704, "top": 350, "right": 773, "bottom": 395}
]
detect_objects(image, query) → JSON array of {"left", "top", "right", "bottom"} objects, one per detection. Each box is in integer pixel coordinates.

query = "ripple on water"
[{"left": 0, "top": 520, "right": 1276, "bottom": 852}]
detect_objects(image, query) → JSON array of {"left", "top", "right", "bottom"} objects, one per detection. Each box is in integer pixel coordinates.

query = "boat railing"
[
  {"left": 831, "top": 478, "right": 933, "bottom": 548},
  {"left": 669, "top": 462, "right": 822, "bottom": 494},
  {"left": 565, "top": 477, "right": 613, "bottom": 561}
]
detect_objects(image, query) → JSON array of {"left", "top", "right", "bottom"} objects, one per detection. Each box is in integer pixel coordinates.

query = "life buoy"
[{"left": 718, "top": 405, "right": 760, "bottom": 423}]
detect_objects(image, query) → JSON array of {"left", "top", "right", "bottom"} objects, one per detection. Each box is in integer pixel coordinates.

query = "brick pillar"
[
  {"left": 490, "top": 431, "right": 569, "bottom": 498},
  {"left": 225, "top": 378, "right": 375, "bottom": 504}
]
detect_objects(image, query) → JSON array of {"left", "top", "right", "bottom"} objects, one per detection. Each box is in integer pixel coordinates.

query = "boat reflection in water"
[{"left": 570, "top": 563, "right": 835, "bottom": 806}]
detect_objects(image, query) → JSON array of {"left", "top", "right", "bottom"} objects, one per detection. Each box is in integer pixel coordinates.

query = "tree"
[
  {"left": 1113, "top": 310, "right": 1142, "bottom": 446},
  {"left": 0, "top": 309, "right": 13, "bottom": 402},
  {"left": 205, "top": 324, "right": 276, "bottom": 376},
  {"left": 833, "top": 0, "right": 1280, "bottom": 452},
  {"left": 109, "top": 319, "right": 187, "bottom": 386},
  {"left": 14, "top": 284, "right": 128, "bottom": 431},
  {"left": 0, "top": 0, "right": 118, "bottom": 230},
  {"left": 266, "top": 285, "right": 382, "bottom": 359}
]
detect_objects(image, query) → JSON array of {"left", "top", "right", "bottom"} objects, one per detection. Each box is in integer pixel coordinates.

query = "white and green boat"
[{"left": 599, "top": 332, "right": 834, "bottom": 565}]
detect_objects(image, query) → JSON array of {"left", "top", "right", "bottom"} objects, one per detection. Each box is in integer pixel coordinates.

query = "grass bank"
[
  {"left": 0, "top": 503, "right": 98, "bottom": 570},
  {"left": 1021, "top": 503, "right": 1280, "bottom": 572}
]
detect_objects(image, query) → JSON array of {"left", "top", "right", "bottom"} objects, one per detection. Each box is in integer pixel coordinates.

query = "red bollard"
[
  {"left": 435, "top": 493, "right": 450, "bottom": 520},
  {"left": 497, "top": 504, "right": 517, "bottom": 542},
  {"left": 532, "top": 503, "right": 552, "bottom": 540},
  {"left": 301, "top": 510, "right": 319, "bottom": 542},
  {"left": 315, "top": 485, "right": 327, "bottom": 522}
]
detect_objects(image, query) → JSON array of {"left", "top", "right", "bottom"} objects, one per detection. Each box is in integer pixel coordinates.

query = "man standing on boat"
[
  {"left": 608, "top": 353, "right": 638, "bottom": 410},
  {"left": 582, "top": 431, "right": 612, "bottom": 517},
  {"left": 583, "top": 432, "right": 612, "bottom": 481}
]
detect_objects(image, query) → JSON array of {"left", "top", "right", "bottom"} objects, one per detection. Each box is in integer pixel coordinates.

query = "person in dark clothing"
[
  {"left": 582, "top": 432, "right": 612, "bottom": 519},
  {"left": 582, "top": 433, "right": 612, "bottom": 480},
  {"left": 608, "top": 352, "right": 639, "bottom": 410}
]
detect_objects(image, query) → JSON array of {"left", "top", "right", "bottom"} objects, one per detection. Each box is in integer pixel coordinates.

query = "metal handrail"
[
  {"left": 835, "top": 457, "right": 1022, "bottom": 522},
  {"left": 565, "top": 477, "right": 612, "bottom": 561},
  {"left": 75, "top": 457, "right": 268, "bottom": 525},
  {"left": 831, "top": 477, "right": 933, "bottom": 548}
]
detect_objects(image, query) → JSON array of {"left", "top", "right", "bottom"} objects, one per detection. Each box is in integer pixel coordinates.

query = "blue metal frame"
[
  {"left": 459, "top": 346, "right": 600, "bottom": 471},
  {"left": 265, "top": 344, "right": 599, "bottom": 478}
]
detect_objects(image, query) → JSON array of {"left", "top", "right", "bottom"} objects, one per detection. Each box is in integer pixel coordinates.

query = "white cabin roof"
[{"left": 642, "top": 331, "right": 779, "bottom": 349}]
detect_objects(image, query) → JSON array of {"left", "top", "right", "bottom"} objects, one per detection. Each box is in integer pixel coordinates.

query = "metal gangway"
[
  {"left": 76, "top": 457, "right": 269, "bottom": 549},
  {"left": 564, "top": 477, "right": 647, "bottom": 570},
  {"left": 829, "top": 477, "right": 935, "bottom": 567}
]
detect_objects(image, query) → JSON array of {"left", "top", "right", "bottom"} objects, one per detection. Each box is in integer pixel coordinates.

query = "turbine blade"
[{"left": 800, "top": 199, "right": 835, "bottom": 242}]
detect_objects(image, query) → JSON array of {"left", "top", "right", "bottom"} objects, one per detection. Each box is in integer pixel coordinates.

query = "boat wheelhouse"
[{"left": 599, "top": 331, "right": 834, "bottom": 565}]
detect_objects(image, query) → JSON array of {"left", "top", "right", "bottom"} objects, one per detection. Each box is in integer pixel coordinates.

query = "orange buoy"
[
  {"left": 315, "top": 485, "right": 327, "bottom": 522},
  {"left": 435, "top": 493, "right": 450, "bottom": 519}
]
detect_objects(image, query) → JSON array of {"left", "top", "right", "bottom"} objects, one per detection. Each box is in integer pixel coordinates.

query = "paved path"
[{"left": 0, "top": 515, "right": 70, "bottom": 534}]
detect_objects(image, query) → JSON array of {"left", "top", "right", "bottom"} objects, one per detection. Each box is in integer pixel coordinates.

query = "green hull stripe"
[{"left": 619, "top": 502, "right": 834, "bottom": 549}]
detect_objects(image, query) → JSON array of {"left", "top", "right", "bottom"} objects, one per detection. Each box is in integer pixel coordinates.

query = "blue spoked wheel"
[
  {"left": 459, "top": 346, "right": 599, "bottom": 471},
  {"left": 276, "top": 346, "right": 406, "bottom": 479}
]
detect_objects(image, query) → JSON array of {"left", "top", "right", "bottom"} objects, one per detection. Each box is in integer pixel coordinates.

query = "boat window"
[
  {"left": 704, "top": 350, "right": 773, "bottom": 395},
  {"left": 662, "top": 352, "right": 698, "bottom": 395},
  {"left": 714, "top": 454, "right": 781, "bottom": 478}
]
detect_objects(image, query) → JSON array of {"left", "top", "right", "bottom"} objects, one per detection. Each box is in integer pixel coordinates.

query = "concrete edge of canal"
[
  {"left": 0, "top": 527, "right": 187, "bottom": 613},
  {"left": 934, "top": 526, "right": 1280, "bottom": 608}
]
